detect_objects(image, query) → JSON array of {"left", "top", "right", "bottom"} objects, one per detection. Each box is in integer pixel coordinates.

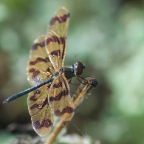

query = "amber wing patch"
[
  {"left": 45, "top": 7, "right": 70, "bottom": 71},
  {"left": 49, "top": 73, "right": 74, "bottom": 121},
  {"left": 27, "top": 84, "right": 54, "bottom": 136},
  {"left": 27, "top": 35, "right": 55, "bottom": 86}
]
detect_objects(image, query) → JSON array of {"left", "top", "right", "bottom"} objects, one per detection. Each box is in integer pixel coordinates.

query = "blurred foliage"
[{"left": 0, "top": 0, "right": 144, "bottom": 144}]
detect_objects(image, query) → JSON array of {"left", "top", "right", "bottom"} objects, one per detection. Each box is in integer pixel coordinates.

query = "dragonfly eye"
[{"left": 74, "top": 61, "right": 85, "bottom": 75}]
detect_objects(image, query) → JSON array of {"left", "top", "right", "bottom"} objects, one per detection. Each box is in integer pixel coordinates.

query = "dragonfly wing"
[
  {"left": 27, "top": 7, "right": 72, "bottom": 136},
  {"left": 27, "top": 83, "right": 54, "bottom": 136},
  {"left": 49, "top": 73, "right": 74, "bottom": 121},
  {"left": 45, "top": 7, "right": 70, "bottom": 71},
  {"left": 27, "top": 35, "right": 55, "bottom": 86}
]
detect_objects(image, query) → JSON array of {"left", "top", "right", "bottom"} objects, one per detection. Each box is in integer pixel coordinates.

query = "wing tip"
[
  {"left": 50, "top": 7, "right": 70, "bottom": 26},
  {"left": 32, "top": 119, "right": 53, "bottom": 137}
]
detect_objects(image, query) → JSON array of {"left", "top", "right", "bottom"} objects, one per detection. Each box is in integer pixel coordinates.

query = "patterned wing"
[
  {"left": 27, "top": 35, "right": 55, "bottom": 136},
  {"left": 27, "top": 35, "right": 55, "bottom": 86},
  {"left": 45, "top": 7, "right": 70, "bottom": 71},
  {"left": 49, "top": 73, "right": 75, "bottom": 121},
  {"left": 27, "top": 83, "right": 54, "bottom": 136}
]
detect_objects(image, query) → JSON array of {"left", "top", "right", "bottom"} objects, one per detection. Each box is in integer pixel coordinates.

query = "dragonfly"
[{"left": 3, "top": 7, "right": 85, "bottom": 136}]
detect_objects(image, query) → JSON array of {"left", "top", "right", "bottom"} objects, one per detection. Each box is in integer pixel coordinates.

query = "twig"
[{"left": 45, "top": 77, "right": 97, "bottom": 144}]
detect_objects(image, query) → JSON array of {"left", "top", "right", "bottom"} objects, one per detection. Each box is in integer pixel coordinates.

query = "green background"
[{"left": 0, "top": 0, "right": 144, "bottom": 144}]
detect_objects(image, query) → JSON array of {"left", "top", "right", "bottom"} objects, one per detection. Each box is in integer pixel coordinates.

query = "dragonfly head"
[{"left": 73, "top": 61, "right": 85, "bottom": 76}]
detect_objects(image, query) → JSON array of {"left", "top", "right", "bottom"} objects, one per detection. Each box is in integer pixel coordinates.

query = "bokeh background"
[{"left": 0, "top": 0, "right": 144, "bottom": 144}]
